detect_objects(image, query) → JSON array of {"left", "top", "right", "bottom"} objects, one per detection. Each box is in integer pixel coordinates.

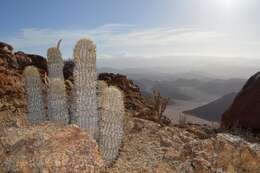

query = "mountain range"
[{"left": 183, "top": 92, "right": 237, "bottom": 122}]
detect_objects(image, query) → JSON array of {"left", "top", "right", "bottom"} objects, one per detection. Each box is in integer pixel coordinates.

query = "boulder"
[{"left": 0, "top": 123, "right": 104, "bottom": 173}]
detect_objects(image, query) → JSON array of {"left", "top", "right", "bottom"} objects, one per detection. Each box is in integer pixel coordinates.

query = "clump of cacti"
[
  {"left": 99, "top": 86, "right": 125, "bottom": 166},
  {"left": 23, "top": 66, "right": 46, "bottom": 124},
  {"left": 47, "top": 78, "right": 69, "bottom": 123},
  {"left": 23, "top": 38, "right": 125, "bottom": 166},
  {"left": 72, "top": 39, "right": 99, "bottom": 140}
]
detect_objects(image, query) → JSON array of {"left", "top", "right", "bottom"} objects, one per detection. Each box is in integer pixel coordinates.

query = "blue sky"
[
  {"left": 1, "top": 0, "right": 260, "bottom": 73},
  {"left": 1, "top": 0, "right": 187, "bottom": 35}
]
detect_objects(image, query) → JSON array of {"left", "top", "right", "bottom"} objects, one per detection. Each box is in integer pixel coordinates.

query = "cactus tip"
[
  {"left": 75, "top": 38, "right": 96, "bottom": 50},
  {"left": 23, "top": 66, "right": 40, "bottom": 77},
  {"left": 47, "top": 47, "right": 62, "bottom": 62},
  {"left": 57, "top": 39, "right": 62, "bottom": 49},
  {"left": 106, "top": 86, "right": 123, "bottom": 98},
  {"left": 98, "top": 80, "right": 108, "bottom": 91}
]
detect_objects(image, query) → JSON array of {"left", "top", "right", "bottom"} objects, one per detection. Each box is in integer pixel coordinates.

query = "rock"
[
  {"left": 163, "top": 148, "right": 180, "bottom": 160},
  {"left": 131, "top": 118, "right": 145, "bottom": 133},
  {"left": 186, "top": 126, "right": 211, "bottom": 139},
  {"left": 0, "top": 42, "right": 13, "bottom": 53},
  {"left": 160, "top": 115, "right": 171, "bottom": 126},
  {"left": 0, "top": 42, "right": 18, "bottom": 68},
  {"left": 178, "top": 133, "right": 260, "bottom": 173},
  {"left": 160, "top": 136, "right": 173, "bottom": 147},
  {"left": 15, "top": 51, "right": 47, "bottom": 71},
  {"left": 221, "top": 71, "right": 260, "bottom": 130},
  {"left": 0, "top": 110, "right": 27, "bottom": 129},
  {"left": 0, "top": 123, "right": 104, "bottom": 172}
]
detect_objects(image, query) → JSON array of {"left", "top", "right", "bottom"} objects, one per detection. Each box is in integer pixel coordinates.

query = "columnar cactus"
[
  {"left": 47, "top": 44, "right": 69, "bottom": 123},
  {"left": 72, "top": 38, "right": 99, "bottom": 140},
  {"left": 97, "top": 80, "right": 108, "bottom": 109},
  {"left": 47, "top": 46, "right": 64, "bottom": 80},
  {"left": 47, "top": 78, "right": 69, "bottom": 123},
  {"left": 99, "top": 86, "right": 125, "bottom": 166},
  {"left": 23, "top": 66, "right": 46, "bottom": 124}
]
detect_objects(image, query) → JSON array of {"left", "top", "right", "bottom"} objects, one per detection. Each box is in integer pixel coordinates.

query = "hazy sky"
[{"left": 1, "top": 0, "right": 260, "bottom": 76}]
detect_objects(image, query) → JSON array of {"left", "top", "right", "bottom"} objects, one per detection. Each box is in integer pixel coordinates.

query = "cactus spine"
[
  {"left": 23, "top": 66, "right": 46, "bottom": 124},
  {"left": 47, "top": 78, "right": 69, "bottom": 123},
  {"left": 99, "top": 86, "right": 124, "bottom": 166},
  {"left": 72, "top": 39, "right": 99, "bottom": 140}
]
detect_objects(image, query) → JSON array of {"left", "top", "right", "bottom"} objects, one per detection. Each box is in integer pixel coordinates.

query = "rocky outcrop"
[
  {"left": 0, "top": 42, "right": 27, "bottom": 129},
  {"left": 0, "top": 42, "right": 18, "bottom": 68},
  {"left": 0, "top": 42, "right": 13, "bottom": 52},
  {"left": 98, "top": 73, "right": 146, "bottom": 113},
  {"left": 0, "top": 123, "right": 103, "bottom": 172},
  {"left": 106, "top": 117, "right": 260, "bottom": 173},
  {"left": 221, "top": 72, "right": 260, "bottom": 130},
  {"left": 99, "top": 73, "right": 170, "bottom": 124},
  {"left": 15, "top": 51, "right": 47, "bottom": 72}
]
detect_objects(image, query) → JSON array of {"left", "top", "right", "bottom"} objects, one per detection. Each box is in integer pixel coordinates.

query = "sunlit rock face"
[
  {"left": 0, "top": 42, "right": 27, "bottom": 129},
  {"left": 221, "top": 71, "right": 260, "bottom": 130}
]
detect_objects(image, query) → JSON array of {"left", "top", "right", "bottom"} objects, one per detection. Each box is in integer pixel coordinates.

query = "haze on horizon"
[{"left": 1, "top": 0, "right": 260, "bottom": 79}]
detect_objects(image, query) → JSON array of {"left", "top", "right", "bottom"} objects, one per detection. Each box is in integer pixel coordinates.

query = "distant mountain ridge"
[
  {"left": 184, "top": 92, "right": 237, "bottom": 122},
  {"left": 133, "top": 77, "right": 245, "bottom": 102}
]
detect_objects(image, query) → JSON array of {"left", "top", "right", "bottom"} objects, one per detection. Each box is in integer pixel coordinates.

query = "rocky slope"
[
  {"left": 105, "top": 117, "right": 260, "bottom": 173},
  {"left": 1, "top": 42, "right": 260, "bottom": 172},
  {"left": 221, "top": 72, "right": 260, "bottom": 130}
]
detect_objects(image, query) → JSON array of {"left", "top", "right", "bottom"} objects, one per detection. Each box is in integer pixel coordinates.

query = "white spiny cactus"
[
  {"left": 47, "top": 46, "right": 64, "bottom": 80},
  {"left": 99, "top": 86, "right": 125, "bottom": 166},
  {"left": 72, "top": 38, "right": 99, "bottom": 140},
  {"left": 46, "top": 45, "right": 69, "bottom": 123},
  {"left": 23, "top": 66, "right": 46, "bottom": 124},
  {"left": 47, "top": 78, "right": 69, "bottom": 123}
]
